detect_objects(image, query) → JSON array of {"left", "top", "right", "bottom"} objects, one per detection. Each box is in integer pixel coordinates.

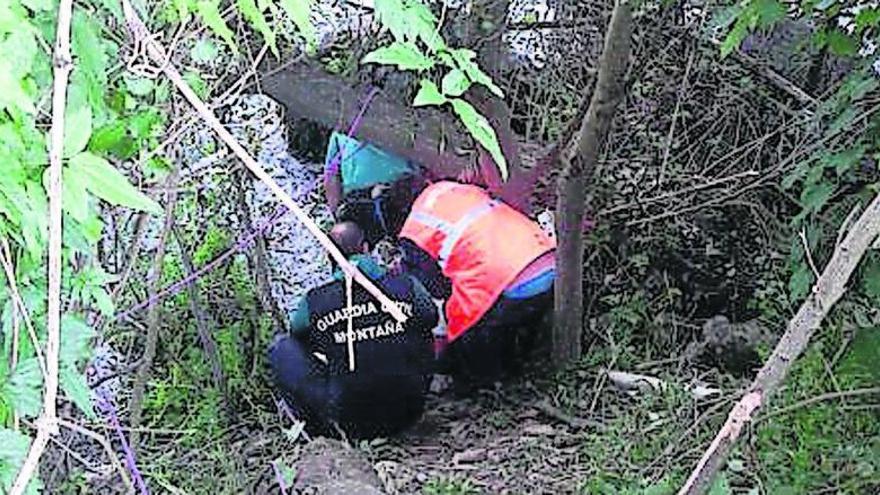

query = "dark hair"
[{"left": 330, "top": 221, "right": 366, "bottom": 257}]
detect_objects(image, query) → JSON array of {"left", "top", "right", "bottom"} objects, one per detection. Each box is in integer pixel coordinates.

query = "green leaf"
[
  {"left": 5, "top": 357, "right": 43, "bottom": 418},
  {"left": 72, "top": 12, "right": 110, "bottom": 111},
  {"left": 89, "top": 122, "right": 136, "bottom": 160},
  {"left": 183, "top": 71, "right": 209, "bottom": 100},
  {"left": 279, "top": 0, "right": 317, "bottom": 53},
  {"left": 63, "top": 83, "right": 93, "bottom": 158},
  {"left": 753, "top": 0, "right": 785, "bottom": 29},
  {"left": 450, "top": 98, "right": 507, "bottom": 180},
  {"left": 361, "top": 42, "right": 434, "bottom": 71},
  {"left": 822, "top": 146, "right": 864, "bottom": 176},
  {"left": 237, "top": 0, "right": 277, "bottom": 55},
  {"left": 709, "top": 5, "right": 743, "bottom": 33},
  {"left": 190, "top": 38, "right": 219, "bottom": 63},
  {"left": 862, "top": 256, "right": 880, "bottom": 301},
  {"left": 788, "top": 263, "right": 814, "bottom": 303},
  {"left": 0, "top": 62, "right": 35, "bottom": 114},
  {"left": 90, "top": 286, "right": 114, "bottom": 316},
  {"left": 60, "top": 365, "right": 95, "bottom": 419},
  {"left": 0, "top": 28, "right": 37, "bottom": 77},
  {"left": 407, "top": 0, "right": 443, "bottom": 52},
  {"left": 826, "top": 29, "right": 858, "bottom": 57},
  {"left": 62, "top": 166, "right": 90, "bottom": 223},
  {"left": 413, "top": 79, "right": 446, "bottom": 106},
  {"left": 124, "top": 75, "right": 155, "bottom": 97},
  {"left": 374, "top": 0, "right": 409, "bottom": 42},
  {"left": 451, "top": 48, "right": 503, "bottom": 97},
  {"left": 800, "top": 181, "right": 834, "bottom": 213},
  {"left": 441, "top": 69, "right": 470, "bottom": 97},
  {"left": 828, "top": 106, "right": 857, "bottom": 136},
  {"left": 173, "top": 0, "right": 192, "bottom": 22},
  {"left": 720, "top": 19, "right": 749, "bottom": 58},
  {"left": 69, "top": 152, "right": 162, "bottom": 214},
  {"left": 22, "top": 0, "right": 54, "bottom": 11},
  {"left": 197, "top": 0, "right": 238, "bottom": 54},
  {"left": 60, "top": 313, "right": 95, "bottom": 366},
  {"left": 708, "top": 473, "right": 732, "bottom": 495},
  {"left": 0, "top": 427, "right": 33, "bottom": 492},
  {"left": 855, "top": 7, "right": 880, "bottom": 34}
]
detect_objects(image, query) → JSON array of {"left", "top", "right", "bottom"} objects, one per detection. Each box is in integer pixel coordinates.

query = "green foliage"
[
  {"left": 0, "top": 427, "right": 40, "bottom": 494},
  {"left": 361, "top": 0, "right": 509, "bottom": 178},
  {"left": 422, "top": 476, "right": 479, "bottom": 495}
]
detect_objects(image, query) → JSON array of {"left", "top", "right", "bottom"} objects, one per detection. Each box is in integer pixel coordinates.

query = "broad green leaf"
[
  {"left": 361, "top": 42, "right": 434, "bottom": 71},
  {"left": 0, "top": 427, "right": 33, "bottom": 492},
  {"left": 128, "top": 108, "right": 163, "bottom": 140},
  {"left": 62, "top": 166, "right": 90, "bottom": 223},
  {"left": 826, "top": 29, "right": 858, "bottom": 57},
  {"left": 822, "top": 146, "right": 864, "bottom": 176},
  {"left": 69, "top": 152, "right": 162, "bottom": 214},
  {"left": 441, "top": 69, "right": 470, "bottom": 97},
  {"left": 5, "top": 357, "right": 43, "bottom": 418},
  {"left": 413, "top": 79, "right": 446, "bottom": 106},
  {"left": 191, "top": 38, "right": 219, "bottom": 63},
  {"left": 0, "top": 63, "right": 35, "bottom": 114},
  {"left": 374, "top": 0, "right": 409, "bottom": 42},
  {"left": 800, "top": 181, "right": 834, "bottom": 213},
  {"left": 788, "top": 262, "right": 814, "bottom": 302},
  {"left": 197, "top": 0, "right": 238, "bottom": 54},
  {"left": 753, "top": 0, "right": 785, "bottom": 29},
  {"left": 450, "top": 98, "right": 507, "bottom": 180},
  {"left": 845, "top": 76, "right": 878, "bottom": 101},
  {"left": 22, "top": 182, "right": 47, "bottom": 261},
  {"left": 237, "top": 0, "right": 277, "bottom": 56},
  {"left": 91, "top": 286, "right": 114, "bottom": 316},
  {"left": 0, "top": 28, "right": 37, "bottom": 77},
  {"left": 279, "top": 0, "right": 317, "bottom": 53},
  {"left": 63, "top": 83, "right": 93, "bottom": 158},
  {"left": 451, "top": 48, "right": 503, "bottom": 97},
  {"left": 60, "top": 365, "right": 95, "bottom": 419},
  {"left": 124, "top": 75, "right": 155, "bottom": 97},
  {"left": 72, "top": 12, "right": 109, "bottom": 111},
  {"left": 407, "top": 0, "right": 443, "bottom": 52},
  {"left": 60, "top": 313, "right": 95, "bottom": 367},
  {"left": 838, "top": 326, "right": 880, "bottom": 384},
  {"left": 89, "top": 121, "right": 136, "bottom": 160}
]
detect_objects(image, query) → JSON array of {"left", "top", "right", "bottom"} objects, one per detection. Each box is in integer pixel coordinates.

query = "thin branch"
[
  {"left": 0, "top": 238, "right": 47, "bottom": 376},
  {"left": 56, "top": 418, "right": 134, "bottom": 491},
  {"left": 756, "top": 387, "right": 880, "bottom": 423},
  {"left": 9, "top": 0, "right": 72, "bottom": 488},
  {"left": 119, "top": 0, "right": 407, "bottom": 323},
  {"left": 128, "top": 168, "right": 180, "bottom": 450},
  {"left": 678, "top": 192, "right": 880, "bottom": 495}
]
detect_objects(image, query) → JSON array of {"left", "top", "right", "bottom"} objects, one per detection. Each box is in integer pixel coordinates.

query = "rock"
[
  {"left": 296, "top": 438, "right": 385, "bottom": 494},
  {"left": 453, "top": 448, "right": 487, "bottom": 464}
]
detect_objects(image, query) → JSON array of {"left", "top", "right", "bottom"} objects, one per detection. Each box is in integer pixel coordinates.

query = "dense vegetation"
[{"left": 0, "top": 0, "right": 878, "bottom": 493}]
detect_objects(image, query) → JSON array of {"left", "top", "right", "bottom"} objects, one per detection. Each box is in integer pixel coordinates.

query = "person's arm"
[{"left": 400, "top": 238, "right": 451, "bottom": 300}]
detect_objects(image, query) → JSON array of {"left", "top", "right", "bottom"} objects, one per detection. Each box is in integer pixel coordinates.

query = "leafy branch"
[{"left": 360, "top": 0, "right": 509, "bottom": 178}]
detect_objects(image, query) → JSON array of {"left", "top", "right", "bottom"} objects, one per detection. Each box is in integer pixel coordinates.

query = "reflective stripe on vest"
[{"left": 410, "top": 200, "right": 499, "bottom": 269}]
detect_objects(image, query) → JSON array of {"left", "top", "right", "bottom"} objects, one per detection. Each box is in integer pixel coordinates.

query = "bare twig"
[
  {"left": 129, "top": 168, "right": 180, "bottom": 450},
  {"left": 800, "top": 228, "right": 820, "bottom": 280},
  {"left": 0, "top": 238, "right": 47, "bottom": 376},
  {"left": 659, "top": 47, "right": 695, "bottom": 185},
  {"left": 56, "top": 418, "right": 134, "bottom": 491},
  {"left": 171, "top": 222, "right": 229, "bottom": 409},
  {"left": 678, "top": 192, "right": 880, "bottom": 495},
  {"left": 9, "top": 0, "right": 72, "bottom": 489},
  {"left": 756, "top": 387, "right": 880, "bottom": 423},
  {"left": 120, "top": 0, "right": 406, "bottom": 323}
]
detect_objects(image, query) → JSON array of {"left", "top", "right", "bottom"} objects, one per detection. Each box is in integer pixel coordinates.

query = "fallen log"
[{"left": 260, "top": 62, "right": 473, "bottom": 179}]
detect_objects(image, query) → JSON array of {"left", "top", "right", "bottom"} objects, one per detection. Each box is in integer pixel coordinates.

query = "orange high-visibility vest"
[{"left": 399, "top": 181, "right": 556, "bottom": 341}]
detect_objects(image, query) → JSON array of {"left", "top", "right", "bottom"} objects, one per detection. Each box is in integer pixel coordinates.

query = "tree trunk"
[{"left": 553, "top": 2, "right": 632, "bottom": 364}]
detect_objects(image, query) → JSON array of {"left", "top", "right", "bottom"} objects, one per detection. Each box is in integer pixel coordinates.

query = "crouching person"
[{"left": 268, "top": 222, "right": 438, "bottom": 439}]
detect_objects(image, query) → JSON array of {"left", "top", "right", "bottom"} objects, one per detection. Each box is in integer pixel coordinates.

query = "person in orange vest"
[{"left": 397, "top": 180, "right": 557, "bottom": 392}]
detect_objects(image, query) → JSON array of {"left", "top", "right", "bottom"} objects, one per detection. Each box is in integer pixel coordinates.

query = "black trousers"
[
  {"left": 267, "top": 335, "right": 428, "bottom": 439},
  {"left": 442, "top": 287, "right": 554, "bottom": 391}
]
